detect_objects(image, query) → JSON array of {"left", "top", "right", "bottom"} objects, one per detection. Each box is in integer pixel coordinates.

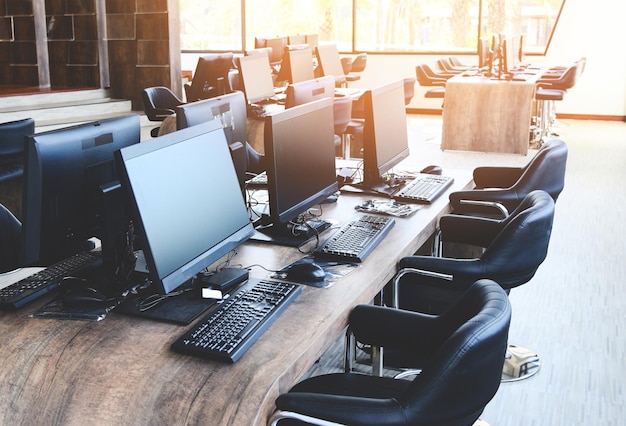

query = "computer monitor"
[
  {"left": 116, "top": 120, "right": 255, "bottom": 295},
  {"left": 305, "top": 34, "right": 319, "bottom": 50},
  {"left": 175, "top": 91, "right": 250, "bottom": 187},
  {"left": 315, "top": 44, "right": 346, "bottom": 87},
  {"left": 478, "top": 36, "right": 491, "bottom": 69},
  {"left": 237, "top": 52, "right": 276, "bottom": 104},
  {"left": 284, "top": 76, "right": 335, "bottom": 108},
  {"left": 361, "top": 80, "right": 410, "bottom": 188},
  {"left": 20, "top": 114, "right": 141, "bottom": 267},
  {"left": 187, "top": 53, "right": 234, "bottom": 101},
  {"left": 278, "top": 46, "right": 315, "bottom": 84},
  {"left": 265, "top": 36, "right": 287, "bottom": 65},
  {"left": 288, "top": 34, "right": 306, "bottom": 45},
  {"left": 252, "top": 97, "right": 338, "bottom": 246},
  {"left": 502, "top": 35, "right": 521, "bottom": 74}
]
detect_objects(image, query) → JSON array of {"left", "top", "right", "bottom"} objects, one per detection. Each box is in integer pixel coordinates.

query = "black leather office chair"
[
  {"left": 415, "top": 64, "right": 446, "bottom": 99},
  {"left": 449, "top": 138, "right": 568, "bottom": 217},
  {"left": 390, "top": 190, "right": 555, "bottom": 381},
  {"left": 343, "top": 52, "right": 367, "bottom": 82},
  {"left": 142, "top": 87, "right": 184, "bottom": 137},
  {"left": 270, "top": 279, "right": 511, "bottom": 426},
  {"left": 0, "top": 202, "right": 21, "bottom": 273},
  {"left": 0, "top": 117, "right": 35, "bottom": 184},
  {"left": 332, "top": 94, "right": 353, "bottom": 158}
]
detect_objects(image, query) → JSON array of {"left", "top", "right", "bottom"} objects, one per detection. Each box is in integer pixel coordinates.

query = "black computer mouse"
[
  {"left": 421, "top": 165, "right": 443, "bottom": 175},
  {"left": 62, "top": 285, "right": 114, "bottom": 307},
  {"left": 286, "top": 262, "right": 326, "bottom": 282}
]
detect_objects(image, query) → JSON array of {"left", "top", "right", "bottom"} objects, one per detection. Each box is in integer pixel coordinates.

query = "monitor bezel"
[{"left": 116, "top": 120, "right": 255, "bottom": 295}]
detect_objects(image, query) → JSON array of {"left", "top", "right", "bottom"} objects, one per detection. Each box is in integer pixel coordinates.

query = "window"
[{"left": 178, "top": 0, "right": 565, "bottom": 54}]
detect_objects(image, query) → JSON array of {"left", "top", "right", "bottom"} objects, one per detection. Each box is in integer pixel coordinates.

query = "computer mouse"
[
  {"left": 62, "top": 285, "right": 114, "bottom": 307},
  {"left": 286, "top": 262, "right": 326, "bottom": 282},
  {"left": 420, "top": 165, "right": 443, "bottom": 175}
]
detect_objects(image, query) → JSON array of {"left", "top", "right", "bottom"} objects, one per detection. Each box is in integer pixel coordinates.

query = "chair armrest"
[
  {"left": 275, "top": 393, "right": 405, "bottom": 426},
  {"left": 349, "top": 304, "right": 442, "bottom": 353},
  {"left": 439, "top": 214, "right": 503, "bottom": 247},
  {"left": 449, "top": 189, "right": 521, "bottom": 216},
  {"left": 152, "top": 108, "right": 176, "bottom": 120},
  {"left": 473, "top": 166, "right": 523, "bottom": 188}
]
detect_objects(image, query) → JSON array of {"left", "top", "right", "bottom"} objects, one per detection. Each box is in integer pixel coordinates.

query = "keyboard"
[
  {"left": 393, "top": 174, "right": 454, "bottom": 204},
  {"left": 314, "top": 214, "right": 395, "bottom": 262},
  {"left": 171, "top": 278, "right": 301, "bottom": 363},
  {"left": 0, "top": 251, "right": 103, "bottom": 310}
]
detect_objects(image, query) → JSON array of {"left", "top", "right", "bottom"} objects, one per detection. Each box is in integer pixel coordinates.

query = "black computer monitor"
[
  {"left": 175, "top": 91, "right": 251, "bottom": 187},
  {"left": 315, "top": 44, "right": 346, "bottom": 87},
  {"left": 478, "top": 36, "right": 491, "bottom": 69},
  {"left": 237, "top": 52, "right": 276, "bottom": 104},
  {"left": 361, "top": 80, "right": 410, "bottom": 188},
  {"left": 278, "top": 46, "right": 315, "bottom": 84},
  {"left": 116, "top": 120, "right": 255, "bottom": 295},
  {"left": 265, "top": 36, "right": 287, "bottom": 65},
  {"left": 20, "top": 114, "right": 141, "bottom": 267},
  {"left": 187, "top": 53, "right": 234, "bottom": 101},
  {"left": 284, "top": 75, "right": 335, "bottom": 108},
  {"left": 252, "top": 97, "right": 338, "bottom": 246},
  {"left": 502, "top": 36, "right": 520, "bottom": 74},
  {"left": 288, "top": 34, "right": 306, "bottom": 45},
  {"left": 305, "top": 34, "right": 319, "bottom": 50}
]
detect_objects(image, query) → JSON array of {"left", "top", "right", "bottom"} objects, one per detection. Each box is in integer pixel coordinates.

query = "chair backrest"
[
  {"left": 350, "top": 53, "right": 367, "bottom": 73},
  {"left": 415, "top": 64, "right": 445, "bottom": 86},
  {"left": 0, "top": 118, "right": 35, "bottom": 165},
  {"left": 479, "top": 190, "right": 555, "bottom": 290},
  {"left": 400, "top": 279, "right": 511, "bottom": 425},
  {"left": 332, "top": 94, "right": 352, "bottom": 136},
  {"left": 516, "top": 138, "right": 568, "bottom": 202},
  {"left": 0, "top": 202, "right": 22, "bottom": 272},
  {"left": 403, "top": 77, "right": 416, "bottom": 105},
  {"left": 142, "top": 87, "right": 183, "bottom": 121}
]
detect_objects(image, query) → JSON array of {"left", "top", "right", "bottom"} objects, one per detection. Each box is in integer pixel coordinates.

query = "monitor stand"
[{"left": 251, "top": 216, "right": 332, "bottom": 247}]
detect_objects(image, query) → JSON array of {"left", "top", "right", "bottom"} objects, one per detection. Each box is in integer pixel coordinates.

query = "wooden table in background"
[
  {"left": 441, "top": 72, "right": 540, "bottom": 155},
  {"left": 0, "top": 170, "right": 470, "bottom": 425}
]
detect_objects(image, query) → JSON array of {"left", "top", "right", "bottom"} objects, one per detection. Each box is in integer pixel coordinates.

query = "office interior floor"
[{"left": 295, "top": 115, "right": 626, "bottom": 426}]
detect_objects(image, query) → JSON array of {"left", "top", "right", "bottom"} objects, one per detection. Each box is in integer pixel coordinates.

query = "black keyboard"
[
  {"left": 393, "top": 174, "right": 454, "bottom": 204},
  {"left": 0, "top": 251, "right": 103, "bottom": 310},
  {"left": 171, "top": 278, "right": 301, "bottom": 363},
  {"left": 314, "top": 214, "right": 395, "bottom": 262}
]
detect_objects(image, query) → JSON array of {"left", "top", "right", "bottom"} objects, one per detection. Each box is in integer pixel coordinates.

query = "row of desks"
[{"left": 0, "top": 168, "right": 471, "bottom": 425}]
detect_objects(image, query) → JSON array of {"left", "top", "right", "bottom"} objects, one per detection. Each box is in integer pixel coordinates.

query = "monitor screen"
[
  {"left": 20, "top": 114, "right": 141, "bottom": 267},
  {"left": 265, "top": 37, "right": 287, "bottom": 64},
  {"left": 315, "top": 44, "right": 346, "bottom": 86},
  {"left": 237, "top": 53, "right": 276, "bottom": 104},
  {"left": 281, "top": 46, "right": 315, "bottom": 84},
  {"left": 253, "top": 97, "right": 338, "bottom": 245},
  {"left": 361, "top": 80, "right": 410, "bottom": 186},
  {"left": 478, "top": 36, "right": 491, "bottom": 69},
  {"left": 116, "top": 120, "right": 255, "bottom": 295},
  {"left": 284, "top": 76, "right": 335, "bottom": 109},
  {"left": 502, "top": 36, "right": 519, "bottom": 74},
  {"left": 188, "top": 53, "right": 234, "bottom": 101}
]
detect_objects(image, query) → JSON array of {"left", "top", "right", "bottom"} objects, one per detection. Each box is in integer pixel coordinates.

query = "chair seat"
[
  {"left": 536, "top": 88, "right": 565, "bottom": 101},
  {"left": 425, "top": 87, "right": 446, "bottom": 98}
]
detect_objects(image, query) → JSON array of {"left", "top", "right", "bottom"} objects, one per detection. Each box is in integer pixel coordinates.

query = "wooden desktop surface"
[
  {"left": 441, "top": 70, "right": 541, "bottom": 155},
  {"left": 0, "top": 170, "right": 470, "bottom": 425}
]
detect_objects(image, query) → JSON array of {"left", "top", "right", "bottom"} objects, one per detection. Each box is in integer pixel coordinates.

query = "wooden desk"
[
  {"left": 441, "top": 72, "right": 539, "bottom": 155},
  {"left": 0, "top": 170, "right": 470, "bottom": 425}
]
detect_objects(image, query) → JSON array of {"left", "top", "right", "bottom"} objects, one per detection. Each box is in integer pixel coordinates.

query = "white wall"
[{"left": 182, "top": 0, "right": 626, "bottom": 118}]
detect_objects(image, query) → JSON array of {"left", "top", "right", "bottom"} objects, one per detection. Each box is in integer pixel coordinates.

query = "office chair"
[
  {"left": 343, "top": 52, "right": 367, "bottom": 82},
  {"left": 388, "top": 190, "right": 555, "bottom": 382},
  {"left": 415, "top": 64, "right": 446, "bottom": 99},
  {"left": 436, "top": 57, "right": 465, "bottom": 74},
  {"left": 271, "top": 279, "right": 511, "bottom": 426},
  {"left": 0, "top": 202, "right": 21, "bottom": 273},
  {"left": 332, "top": 94, "right": 353, "bottom": 158},
  {"left": 403, "top": 77, "right": 416, "bottom": 105},
  {"left": 184, "top": 53, "right": 234, "bottom": 102},
  {"left": 449, "top": 138, "right": 568, "bottom": 217},
  {"left": 0, "top": 117, "right": 35, "bottom": 184},
  {"left": 142, "top": 87, "right": 184, "bottom": 137}
]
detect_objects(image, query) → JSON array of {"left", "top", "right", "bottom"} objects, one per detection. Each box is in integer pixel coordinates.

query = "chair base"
[{"left": 501, "top": 344, "right": 540, "bottom": 382}]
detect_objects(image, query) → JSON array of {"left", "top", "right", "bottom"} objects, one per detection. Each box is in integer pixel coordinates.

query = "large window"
[{"left": 178, "top": 0, "right": 565, "bottom": 54}]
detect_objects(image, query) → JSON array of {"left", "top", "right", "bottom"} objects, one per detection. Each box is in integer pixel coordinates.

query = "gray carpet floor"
[{"left": 300, "top": 116, "right": 626, "bottom": 425}]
